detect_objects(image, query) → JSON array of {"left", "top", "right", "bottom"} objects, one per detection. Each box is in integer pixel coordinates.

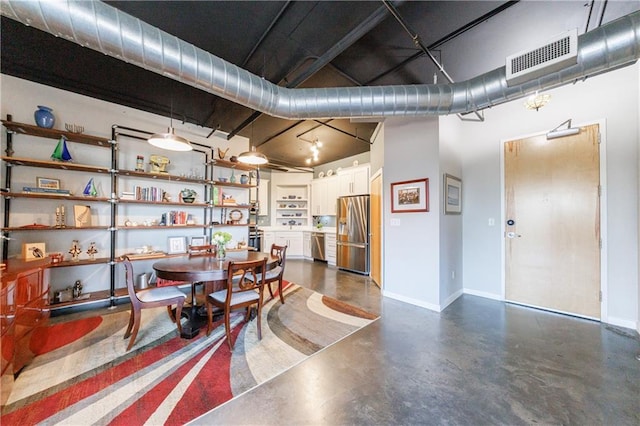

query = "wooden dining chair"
[
  {"left": 249, "top": 244, "right": 287, "bottom": 304},
  {"left": 187, "top": 244, "right": 217, "bottom": 301},
  {"left": 121, "top": 256, "right": 186, "bottom": 351},
  {"left": 206, "top": 257, "right": 267, "bottom": 350},
  {"left": 188, "top": 244, "right": 215, "bottom": 256}
]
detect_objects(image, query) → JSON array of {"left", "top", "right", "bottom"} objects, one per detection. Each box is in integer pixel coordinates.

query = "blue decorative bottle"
[{"left": 34, "top": 105, "right": 55, "bottom": 128}]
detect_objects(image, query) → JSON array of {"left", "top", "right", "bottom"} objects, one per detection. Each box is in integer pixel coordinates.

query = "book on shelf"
[
  {"left": 161, "top": 210, "right": 190, "bottom": 226},
  {"left": 22, "top": 186, "right": 71, "bottom": 195},
  {"left": 133, "top": 185, "right": 165, "bottom": 202}
]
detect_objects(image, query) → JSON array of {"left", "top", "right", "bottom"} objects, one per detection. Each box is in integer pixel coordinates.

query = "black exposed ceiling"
[{"left": 1, "top": 1, "right": 516, "bottom": 168}]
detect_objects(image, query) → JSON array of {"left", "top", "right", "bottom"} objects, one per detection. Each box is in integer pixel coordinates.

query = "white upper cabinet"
[
  {"left": 337, "top": 164, "right": 370, "bottom": 197},
  {"left": 311, "top": 175, "right": 338, "bottom": 216}
]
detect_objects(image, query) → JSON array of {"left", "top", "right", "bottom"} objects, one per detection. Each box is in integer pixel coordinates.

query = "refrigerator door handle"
[{"left": 337, "top": 242, "right": 367, "bottom": 249}]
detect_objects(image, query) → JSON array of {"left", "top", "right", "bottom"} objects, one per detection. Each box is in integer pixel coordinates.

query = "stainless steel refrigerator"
[{"left": 336, "top": 195, "right": 370, "bottom": 274}]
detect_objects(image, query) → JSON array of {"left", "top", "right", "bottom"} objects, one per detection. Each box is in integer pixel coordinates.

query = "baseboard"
[
  {"left": 382, "top": 290, "right": 441, "bottom": 312},
  {"left": 605, "top": 316, "right": 638, "bottom": 331},
  {"left": 463, "top": 288, "right": 503, "bottom": 301},
  {"left": 441, "top": 288, "right": 463, "bottom": 311}
]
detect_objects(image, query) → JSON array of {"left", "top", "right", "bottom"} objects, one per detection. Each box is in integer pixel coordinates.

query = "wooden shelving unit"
[
  {"left": 1, "top": 119, "right": 219, "bottom": 311},
  {"left": 1, "top": 120, "right": 112, "bottom": 147}
]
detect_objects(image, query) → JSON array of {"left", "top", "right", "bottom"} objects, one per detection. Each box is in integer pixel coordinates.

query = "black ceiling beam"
[
  {"left": 312, "top": 120, "right": 373, "bottom": 145},
  {"left": 366, "top": 0, "right": 520, "bottom": 85},
  {"left": 225, "top": 1, "right": 402, "bottom": 141},
  {"left": 204, "top": 2, "right": 292, "bottom": 137},
  {"left": 253, "top": 120, "right": 305, "bottom": 148}
]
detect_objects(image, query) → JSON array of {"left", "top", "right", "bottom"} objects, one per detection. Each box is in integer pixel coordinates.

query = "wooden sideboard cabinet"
[{"left": 1, "top": 259, "right": 50, "bottom": 407}]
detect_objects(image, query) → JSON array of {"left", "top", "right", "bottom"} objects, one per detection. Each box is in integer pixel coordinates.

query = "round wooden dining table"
[{"left": 153, "top": 251, "right": 277, "bottom": 338}]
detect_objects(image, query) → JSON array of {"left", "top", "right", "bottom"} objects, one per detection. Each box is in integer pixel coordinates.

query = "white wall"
[
  {"left": 369, "top": 122, "right": 384, "bottom": 176},
  {"left": 382, "top": 117, "right": 441, "bottom": 310},
  {"left": 447, "top": 62, "right": 639, "bottom": 329},
  {"left": 439, "top": 121, "right": 464, "bottom": 308}
]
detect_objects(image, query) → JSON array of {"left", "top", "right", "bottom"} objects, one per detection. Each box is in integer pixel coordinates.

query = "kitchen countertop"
[{"left": 259, "top": 226, "right": 336, "bottom": 233}]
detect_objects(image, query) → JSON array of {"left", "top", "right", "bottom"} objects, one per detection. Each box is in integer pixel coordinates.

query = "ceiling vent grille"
[{"left": 506, "top": 29, "right": 578, "bottom": 86}]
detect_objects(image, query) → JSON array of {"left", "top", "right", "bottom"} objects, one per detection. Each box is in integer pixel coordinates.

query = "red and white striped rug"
[{"left": 1, "top": 282, "right": 378, "bottom": 425}]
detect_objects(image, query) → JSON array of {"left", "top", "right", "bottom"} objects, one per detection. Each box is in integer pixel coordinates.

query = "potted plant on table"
[{"left": 212, "top": 231, "right": 232, "bottom": 259}]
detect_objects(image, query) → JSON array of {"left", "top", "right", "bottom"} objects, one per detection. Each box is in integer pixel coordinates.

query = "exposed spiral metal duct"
[{"left": 1, "top": 1, "right": 639, "bottom": 119}]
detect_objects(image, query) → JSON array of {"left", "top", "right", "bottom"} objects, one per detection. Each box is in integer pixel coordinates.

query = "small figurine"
[
  {"left": 217, "top": 147, "right": 229, "bottom": 159},
  {"left": 135, "top": 155, "right": 145, "bottom": 172},
  {"left": 69, "top": 239, "right": 82, "bottom": 262},
  {"left": 149, "top": 154, "right": 170, "bottom": 174},
  {"left": 51, "top": 135, "right": 73, "bottom": 162},
  {"left": 72, "top": 280, "right": 83, "bottom": 298},
  {"left": 87, "top": 242, "right": 98, "bottom": 260},
  {"left": 83, "top": 178, "right": 98, "bottom": 197},
  {"left": 55, "top": 204, "right": 66, "bottom": 228}
]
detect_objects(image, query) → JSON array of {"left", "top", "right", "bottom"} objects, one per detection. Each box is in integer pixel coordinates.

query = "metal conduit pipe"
[{"left": 1, "top": 1, "right": 639, "bottom": 119}]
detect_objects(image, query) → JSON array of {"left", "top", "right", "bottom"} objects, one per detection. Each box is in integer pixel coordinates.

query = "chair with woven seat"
[
  {"left": 121, "top": 256, "right": 186, "bottom": 351},
  {"left": 250, "top": 244, "right": 287, "bottom": 304},
  {"left": 206, "top": 257, "right": 267, "bottom": 350}
]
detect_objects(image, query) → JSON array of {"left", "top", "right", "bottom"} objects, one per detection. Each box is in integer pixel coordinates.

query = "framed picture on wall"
[
  {"left": 391, "top": 178, "right": 429, "bottom": 213},
  {"left": 444, "top": 174, "right": 462, "bottom": 215}
]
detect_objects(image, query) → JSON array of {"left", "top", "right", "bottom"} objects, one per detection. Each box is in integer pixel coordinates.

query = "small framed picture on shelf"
[
  {"left": 22, "top": 242, "right": 46, "bottom": 261},
  {"left": 37, "top": 177, "right": 60, "bottom": 189},
  {"left": 190, "top": 236, "right": 208, "bottom": 247},
  {"left": 74, "top": 205, "right": 92, "bottom": 227},
  {"left": 391, "top": 178, "right": 429, "bottom": 213},
  {"left": 167, "top": 236, "right": 188, "bottom": 254}
]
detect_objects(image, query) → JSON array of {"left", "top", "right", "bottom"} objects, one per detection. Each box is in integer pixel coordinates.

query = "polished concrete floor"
[{"left": 193, "top": 259, "right": 640, "bottom": 425}]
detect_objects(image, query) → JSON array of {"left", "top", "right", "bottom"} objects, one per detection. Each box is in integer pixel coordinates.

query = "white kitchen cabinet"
[
  {"left": 311, "top": 179, "right": 326, "bottom": 216},
  {"left": 325, "top": 177, "right": 338, "bottom": 215},
  {"left": 311, "top": 175, "right": 338, "bottom": 216},
  {"left": 275, "top": 231, "right": 303, "bottom": 257},
  {"left": 262, "top": 231, "right": 275, "bottom": 252},
  {"left": 303, "top": 231, "right": 312, "bottom": 259},
  {"left": 325, "top": 232, "right": 337, "bottom": 266},
  {"left": 337, "top": 164, "right": 370, "bottom": 197}
]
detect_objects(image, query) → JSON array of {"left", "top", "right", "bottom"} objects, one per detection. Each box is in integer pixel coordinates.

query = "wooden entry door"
[
  {"left": 504, "top": 124, "right": 601, "bottom": 318},
  {"left": 370, "top": 172, "right": 382, "bottom": 288}
]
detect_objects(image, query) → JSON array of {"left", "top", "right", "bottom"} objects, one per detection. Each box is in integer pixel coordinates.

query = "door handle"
[{"left": 507, "top": 232, "right": 522, "bottom": 239}]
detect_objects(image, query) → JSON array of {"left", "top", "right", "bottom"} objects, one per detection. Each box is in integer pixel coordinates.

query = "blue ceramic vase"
[{"left": 34, "top": 105, "right": 55, "bottom": 128}]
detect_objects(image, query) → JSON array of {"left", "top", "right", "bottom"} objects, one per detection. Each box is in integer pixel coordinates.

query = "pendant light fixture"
[
  {"left": 147, "top": 101, "right": 192, "bottom": 151},
  {"left": 238, "top": 123, "right": 268, "bottom": 165},
  {"left": 238, "top": 146, "right": 268, "bottom": 165}
]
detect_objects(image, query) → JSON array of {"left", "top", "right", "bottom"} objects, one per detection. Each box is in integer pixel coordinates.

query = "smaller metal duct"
[{"left": 1, "top": 1, "right": 639, "bottom": 119}]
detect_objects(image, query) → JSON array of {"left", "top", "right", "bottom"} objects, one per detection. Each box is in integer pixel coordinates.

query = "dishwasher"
[{"left": 311, "top": 232, "right": 326, "bottom": 261}]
